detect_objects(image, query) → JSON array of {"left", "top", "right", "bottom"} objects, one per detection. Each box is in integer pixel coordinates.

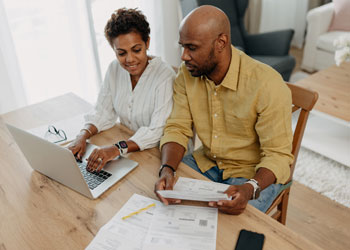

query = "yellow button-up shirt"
[{"left": 160, "top": 46, "right": 294, "bottom": 184}]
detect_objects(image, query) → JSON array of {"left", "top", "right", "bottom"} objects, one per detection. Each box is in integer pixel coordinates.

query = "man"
[{"left": 155, "top": 5, "right": 294, "bottom": 215}]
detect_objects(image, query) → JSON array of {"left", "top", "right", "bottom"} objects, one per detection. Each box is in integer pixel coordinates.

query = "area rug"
[
  {"left": 294, "top": 147, "right": 350, "bottom": 208},
  {"left": 289, "top": 71, "right": 310, "bottom": 83}
]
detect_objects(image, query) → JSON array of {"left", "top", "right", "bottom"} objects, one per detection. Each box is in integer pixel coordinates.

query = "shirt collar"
[{"left": 220, "top": 45, "right": 240, "bottom": 91}]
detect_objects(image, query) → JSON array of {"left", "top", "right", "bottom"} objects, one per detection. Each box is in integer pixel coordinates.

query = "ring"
[{"left": 97, "top": 157, "right": 102, "bottom": 162}]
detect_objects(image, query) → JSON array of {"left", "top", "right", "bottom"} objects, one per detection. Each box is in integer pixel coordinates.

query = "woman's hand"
[
  {"left": 86, "top": 146, "right": 120, "bottom": 172},
  {"left": 68, "top": 134, "right": 88, "bottom": 160}
]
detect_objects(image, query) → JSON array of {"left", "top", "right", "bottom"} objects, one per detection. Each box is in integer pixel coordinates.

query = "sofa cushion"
[
  {"left": 316, "top": 31, "right": 350, "bottom": 52},
  {"left": 329, "top": 0, "right": 350, "bottom": 31}
]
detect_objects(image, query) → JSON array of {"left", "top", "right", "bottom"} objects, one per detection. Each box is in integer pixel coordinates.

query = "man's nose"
[{"left": 181, "top": 48, "right": 191, "bottom": 61}]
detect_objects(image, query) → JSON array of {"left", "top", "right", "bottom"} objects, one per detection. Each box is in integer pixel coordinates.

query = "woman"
[{"left": 68, "top": 8, "right": 175, "bottom": 172}]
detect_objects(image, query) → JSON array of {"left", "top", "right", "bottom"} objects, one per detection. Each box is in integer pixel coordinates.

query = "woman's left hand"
[{"left": 86, "top": 146, "right": 120, "bottom": 172}]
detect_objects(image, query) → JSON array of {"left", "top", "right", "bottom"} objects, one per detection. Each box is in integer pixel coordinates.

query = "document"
[
  {"left": 86, "top": 193, "right": 218, "bottom": 250},
  {"left": 157, "top": 177, "right": 231, "bottom": 202},
  {"left": 143, "top": 205, "right": 218, "bottom": 250},
  {"left": 86, "top": 194, "right": 161, "bottom": 250},
  {"left": 174, "top": 177, "right": 230, "bottom": 193},
  {"left": 157, "top": 190, "right": 230, "bottom": 202}
]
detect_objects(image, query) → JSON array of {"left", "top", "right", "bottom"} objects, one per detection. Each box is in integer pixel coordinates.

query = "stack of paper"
[{"left": 86, "top": 193, "right": 218, "bottom": 250}]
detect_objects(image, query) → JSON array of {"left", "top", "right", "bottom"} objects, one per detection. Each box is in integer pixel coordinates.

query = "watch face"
[{"left": 119, "top": 141, "right": 128, "bottom": 148}]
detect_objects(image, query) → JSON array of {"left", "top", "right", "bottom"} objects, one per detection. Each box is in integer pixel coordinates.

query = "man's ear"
[{"left": 216, "top": 33, "right": 229, "bottom": 52}]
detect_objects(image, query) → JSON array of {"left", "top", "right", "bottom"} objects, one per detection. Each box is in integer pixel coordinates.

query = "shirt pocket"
[{"left": 224, "top": 111, "right": 254, "bottom": 138}]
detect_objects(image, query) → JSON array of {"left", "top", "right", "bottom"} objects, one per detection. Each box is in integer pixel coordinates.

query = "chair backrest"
[
  {"left": 286, "top": 83, "right": 318, "bottom": 182},
  {"left": 196, "top": 0, "right": 249, "bottom": 50}
]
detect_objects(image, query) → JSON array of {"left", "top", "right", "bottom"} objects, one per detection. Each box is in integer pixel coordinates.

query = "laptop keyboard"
[{"left": 76, "top": 160, "right": 112, "bottom": 190}]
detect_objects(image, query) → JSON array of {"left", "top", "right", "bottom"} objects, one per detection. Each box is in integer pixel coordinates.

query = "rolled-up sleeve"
[
  {"left": 84, "top": 63, "right": 118, "bottom": 132},
  {"left": 255, "top": 76, "right": 294, "bottom": 184},
  {"left": 129, "top": 75, "right": 174, "bottom": 151},
  {"left": 160, "top": 66, "right": 194, "bottom": 151}
]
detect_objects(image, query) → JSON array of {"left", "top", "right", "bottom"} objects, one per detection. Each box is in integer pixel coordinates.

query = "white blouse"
[{"left": 85, "top": 57, "right": 175, "bottom": 150}]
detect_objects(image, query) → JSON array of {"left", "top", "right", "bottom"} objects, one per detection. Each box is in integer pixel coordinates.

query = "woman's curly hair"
[{"left": 104, "top": 8, "right": 150, "bottom": 48}]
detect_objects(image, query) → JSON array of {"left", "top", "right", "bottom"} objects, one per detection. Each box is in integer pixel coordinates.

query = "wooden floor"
[
  {"left": 281, "top": 46, "right": 350, "bottom": 250},
  {"left": 290, "top": 46, "right": 305, "bottom": 74},
  {"left": 287, "top": 181, "right": 350, "bottom": 250}
]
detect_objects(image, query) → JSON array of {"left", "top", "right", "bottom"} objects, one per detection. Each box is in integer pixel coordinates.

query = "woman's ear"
[{"left": 146, "top": 37, "right": 150, "bottom": 49}]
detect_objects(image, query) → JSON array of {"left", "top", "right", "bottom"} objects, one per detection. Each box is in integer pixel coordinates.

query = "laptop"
[{"left": 6, "top": 124, "right": 138, "bottom": 199}]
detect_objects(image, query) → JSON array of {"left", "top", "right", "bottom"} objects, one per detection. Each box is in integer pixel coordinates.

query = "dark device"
[{"left": 234, "top": 229, "right": 265, "bottom": 250}]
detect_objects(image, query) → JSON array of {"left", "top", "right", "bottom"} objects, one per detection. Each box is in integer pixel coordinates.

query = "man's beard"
[{"left": 188, "top": 47, "right": 217, "bottom": 77}]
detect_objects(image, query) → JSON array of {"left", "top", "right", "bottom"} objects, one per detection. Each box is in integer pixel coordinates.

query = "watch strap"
[
  {"left": 159, "top": 164, "right": 176, "bottom": 177},
  {"left": 245, "top": 179, "right": 260, "bottom": 200}
]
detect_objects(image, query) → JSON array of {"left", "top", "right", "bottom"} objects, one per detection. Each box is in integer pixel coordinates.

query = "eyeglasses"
[{"left": 45, "top": 125, "right": 67, "bottom": 143}]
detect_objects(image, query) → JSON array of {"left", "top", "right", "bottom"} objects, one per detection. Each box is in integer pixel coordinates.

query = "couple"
[{"left": 69, "top": 6, "right": 294, "bottom": 215}]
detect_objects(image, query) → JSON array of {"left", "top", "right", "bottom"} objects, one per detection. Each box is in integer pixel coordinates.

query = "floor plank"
[
  {"left": 287, "top": 181, "right": 350, "bottom": 250},
  {"left": 290, "top": 46, "right": 305, "bottom": 74}
]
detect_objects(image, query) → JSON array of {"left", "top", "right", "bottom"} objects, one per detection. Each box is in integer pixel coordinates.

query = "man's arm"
[
  {"left": 155, "top": 142, "right": 185, "bottom": 205},
  {"left": 154, "top": 64, "right": 194, "bottom": 204},
  {"left": 161, "top": 142, "right": 186, "bottom": 170},
  {"left": 208, "top": 167, "right": 276, "bottom": 215}
]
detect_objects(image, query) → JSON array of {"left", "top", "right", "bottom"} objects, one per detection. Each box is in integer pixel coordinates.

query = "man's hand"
[
  {"left": 154, "top": 167, "right": 180, "bottom": 205},
  {"left": 86, "top": 146, "right": 120, "bottom": 172},
  {"left": 208, "top": 184, "right": 254, "bottom": 215}
]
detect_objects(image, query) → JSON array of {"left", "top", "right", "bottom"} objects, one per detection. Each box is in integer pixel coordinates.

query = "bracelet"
[
  {"left": 80, "top": 128, "right": 92, "bottom": 137},
  {"left": 159, "top": 164, "right": 176, "bottom": 177}
]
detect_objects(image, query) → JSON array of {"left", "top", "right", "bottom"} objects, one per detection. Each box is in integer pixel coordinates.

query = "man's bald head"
[
  {"left": 178, "top": 5, "right": 232, "bottom": 84},
  {"left": 180, "top": 5, "right": 231, "bottom": 43}
]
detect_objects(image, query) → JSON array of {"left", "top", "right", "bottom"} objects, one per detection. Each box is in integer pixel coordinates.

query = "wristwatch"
[
  {"left": 159, "top": 164, "right": 176, "bottom": 177},
  {"left": 245, "top": 179, "right": 261, "bottom": 200},
  {"left": 114, "top": 140, "right": 128, "bottom": 156}
]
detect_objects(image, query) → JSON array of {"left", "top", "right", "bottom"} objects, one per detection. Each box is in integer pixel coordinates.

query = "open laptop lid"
[{"left": 6, "top": 124, "right": 138, "bottom": 199}]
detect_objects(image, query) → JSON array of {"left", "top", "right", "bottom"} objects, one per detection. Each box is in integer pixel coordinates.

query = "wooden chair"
[{"left": 265, "top": 83, "right": 318, "bottom": 225}]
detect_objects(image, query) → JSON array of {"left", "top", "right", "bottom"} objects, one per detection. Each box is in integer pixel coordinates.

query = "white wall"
[{"left": 0, "top": 0, "right": 27, "bottom": 114}]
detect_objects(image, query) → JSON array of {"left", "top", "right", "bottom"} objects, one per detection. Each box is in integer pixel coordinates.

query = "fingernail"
[
  {"left": 218, "top": 202, "right": 223, "bottom": 206},
  {"left": 209, "top": 202, "right": 213, "bottom": 207}
]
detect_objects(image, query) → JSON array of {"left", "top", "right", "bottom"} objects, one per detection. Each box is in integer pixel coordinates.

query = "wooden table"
[
  {"left": 295, "top": 62, "right": 350, "bottom": 166},
  {"left": 0, "top": 93, "right": 323, "bottom": 250}
]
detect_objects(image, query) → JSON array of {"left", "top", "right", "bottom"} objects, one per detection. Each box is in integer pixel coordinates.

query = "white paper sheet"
[
  {"left": 86, "top": 194, "right": 161, "bottom": 250},
  {"left": 174, "top": 177, "right": 230, "bottom": 193},
  {"left": 86, "top": 193, "right": 219, "bottom": 250},
  {"left": 142, "top": 205, "right": 218, "bottom": 250},
  {"left": 157, "top": 177, "right": 231, "bottom": 202},
  {"left": 157, "top": 190, "right": 230, "bottom": 202}
]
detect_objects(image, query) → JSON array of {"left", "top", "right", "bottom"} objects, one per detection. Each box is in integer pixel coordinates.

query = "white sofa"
[{"left": 301, "top": 3, "right": 350, "bottom": 72}]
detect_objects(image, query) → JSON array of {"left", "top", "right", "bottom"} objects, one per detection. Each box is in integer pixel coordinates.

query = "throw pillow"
[{"left": 328, "top": 0, "right": 350, "bottom": 31}]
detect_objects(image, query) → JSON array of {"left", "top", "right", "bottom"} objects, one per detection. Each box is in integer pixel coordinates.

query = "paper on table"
[
  {"left": 86, "top": 194, "right": 162, "bottom": 250},
  {"left": 27, "top": 113, "right": 86, "bottom": 145},
  {"left": 157, "top": 177, "right": 231, "bottom": 202},
  {"left": 142, "top": 204, "right": 218, "bottom": 250}
]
